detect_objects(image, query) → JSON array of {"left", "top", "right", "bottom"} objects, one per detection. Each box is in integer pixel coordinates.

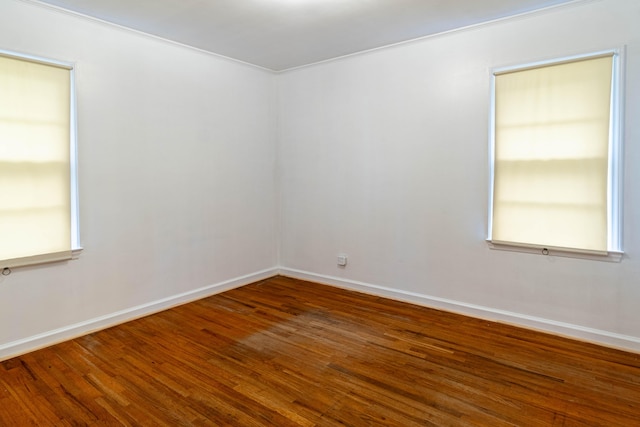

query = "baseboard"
[
  {"left": 0, "top": 267, "right": 279, "bottom": 361},
  {"left": 279, "top": 267, "right": 640, "bottom": 354},
  {"left": 6, "top": 266, "right": 638, "bottom": 360}
]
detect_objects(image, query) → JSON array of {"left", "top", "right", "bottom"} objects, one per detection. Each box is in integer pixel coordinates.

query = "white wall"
[
  {"left": 0, "top": 1, "right": 278, "bottom": 359},
  {"left": 278, "top": 0, "right": 640, "bottom": 351},
  {"left": 2, "top": 0, "right": 639, "bottom": 359}
]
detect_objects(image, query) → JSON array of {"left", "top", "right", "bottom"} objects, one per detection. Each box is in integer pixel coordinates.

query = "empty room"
[{"left": 1, "top": 0, "right": 639, "bottom": 424}]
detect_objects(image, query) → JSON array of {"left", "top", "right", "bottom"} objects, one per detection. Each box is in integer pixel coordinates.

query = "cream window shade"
[
  {"left": 491, "top": 54, "right": 614, "bottom": 253},
  {"left": 0, "top": 54, "right": 73, "bottom": 268}
]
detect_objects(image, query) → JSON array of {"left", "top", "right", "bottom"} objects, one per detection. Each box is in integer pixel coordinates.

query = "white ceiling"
[{"left": 34, "top": 0, "right": 577, "bottom": 71}]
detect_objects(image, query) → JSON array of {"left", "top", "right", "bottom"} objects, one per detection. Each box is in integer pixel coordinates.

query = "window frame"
[
  {"left": 0, "top": 48, "right": 81, "bottom": 269},
  {"left": 487, "top": 48, "right": 624, "bottom": 262}
]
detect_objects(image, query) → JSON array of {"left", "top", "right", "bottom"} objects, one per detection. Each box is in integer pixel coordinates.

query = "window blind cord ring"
[{"left": 1, "top": 267, "right": 10, "bottom": 276}]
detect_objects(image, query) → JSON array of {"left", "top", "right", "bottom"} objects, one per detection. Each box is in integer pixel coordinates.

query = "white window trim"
[
  {"left": 69, "top": 59, "right": 82, "bottom": 256},
  {"left": 487, "top": 48, "right": 625, "bottom": 262},
  {"left": 486, "top": 240, "right": 623, "bottom": 262},
  {"left": 0, "top": 48, "right": 83, "bottom": 267}
]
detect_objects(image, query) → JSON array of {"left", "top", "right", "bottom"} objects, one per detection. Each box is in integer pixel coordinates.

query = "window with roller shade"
[
  {"left": 488, "top": 51, "right": 622, "bottom": 259},
  {"left": 0, "top": 51, "right": 80, "bottom": 269}
]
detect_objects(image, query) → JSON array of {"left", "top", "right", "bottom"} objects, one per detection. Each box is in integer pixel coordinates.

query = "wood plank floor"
[{"left": 1, "top": 276, "right": 639, "bottom": 426}]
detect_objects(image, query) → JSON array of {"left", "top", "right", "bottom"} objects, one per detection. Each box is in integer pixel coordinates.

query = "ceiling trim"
[
  {"left": 279, "top": 0, "right": 587, "bottom": 73},
  {"left": 22, "top": 0, "right": 588, "bottom": 73},
  {"left": 22, "top": 0, "right": 274, "bottom": 72}
]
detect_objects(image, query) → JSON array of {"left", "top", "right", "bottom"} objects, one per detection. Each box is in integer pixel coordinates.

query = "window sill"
[
  {"left": 72, "top": 247, "right": 83, "bottom": 259},
  {"left": 1, "top": 247, "right": 84, "bottom": 270},
  {"left": 486, "top": 240, "right": 623, "bottom": 263}
]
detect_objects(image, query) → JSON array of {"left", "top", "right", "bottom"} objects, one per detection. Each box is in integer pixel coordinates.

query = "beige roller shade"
[
  {"left": 0, "top": 55, "right": 72, "bottom": 267},
  {"left": 492, "top": 55, "right": 613, "bottom": 252}
]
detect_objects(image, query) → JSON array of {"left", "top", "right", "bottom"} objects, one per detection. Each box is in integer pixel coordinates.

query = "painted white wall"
[
  {"left": 2, "top": 0, "right": 639, "bottom": 359},
  {"left": 0, "top": 1, "right": 278, "bottom": 358},
  {"left": 278, "top": 0, "right": 640, "bottom": 351}
]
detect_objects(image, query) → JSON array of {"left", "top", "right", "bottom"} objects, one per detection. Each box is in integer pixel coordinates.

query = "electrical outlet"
[{"left": 337, "top": 254, "right": 348, "bottom": 267}]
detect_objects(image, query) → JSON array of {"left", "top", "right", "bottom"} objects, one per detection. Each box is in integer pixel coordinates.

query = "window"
[
  {"left": 488, "top": 51, "right": 622, "bottom": 260},
  {"left": 0, "top": 50, "right": 80, "bottom": 269}
]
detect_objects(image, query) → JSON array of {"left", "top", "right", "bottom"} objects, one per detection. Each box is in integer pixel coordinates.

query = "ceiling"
[{"left": 34, "top": 0, "right": 578, "bottom": 71}]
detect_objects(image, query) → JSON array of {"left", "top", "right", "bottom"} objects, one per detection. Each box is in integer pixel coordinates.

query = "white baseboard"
[
  {"left": 5, "top": 266, "right": 638, "bottom": 361},
  {"left": 0, "top": 267, "right": 279, "bottom": 361},
  {"left": 279, "top": 267, "right": 640, "bottom": 354}
]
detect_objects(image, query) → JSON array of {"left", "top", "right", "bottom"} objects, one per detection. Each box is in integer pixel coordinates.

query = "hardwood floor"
[{"left": 1, "top": 276, "right": 639, "bottom": 426}]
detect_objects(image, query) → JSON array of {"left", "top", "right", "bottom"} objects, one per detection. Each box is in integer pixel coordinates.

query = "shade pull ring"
[{"left": 2, "top": 267, "right": 11, "bottom": 276}]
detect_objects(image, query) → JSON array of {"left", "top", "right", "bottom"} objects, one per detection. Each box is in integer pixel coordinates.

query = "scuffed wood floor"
[{"left": 1, "top": 276, "right": 639, "bottom": 426}]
